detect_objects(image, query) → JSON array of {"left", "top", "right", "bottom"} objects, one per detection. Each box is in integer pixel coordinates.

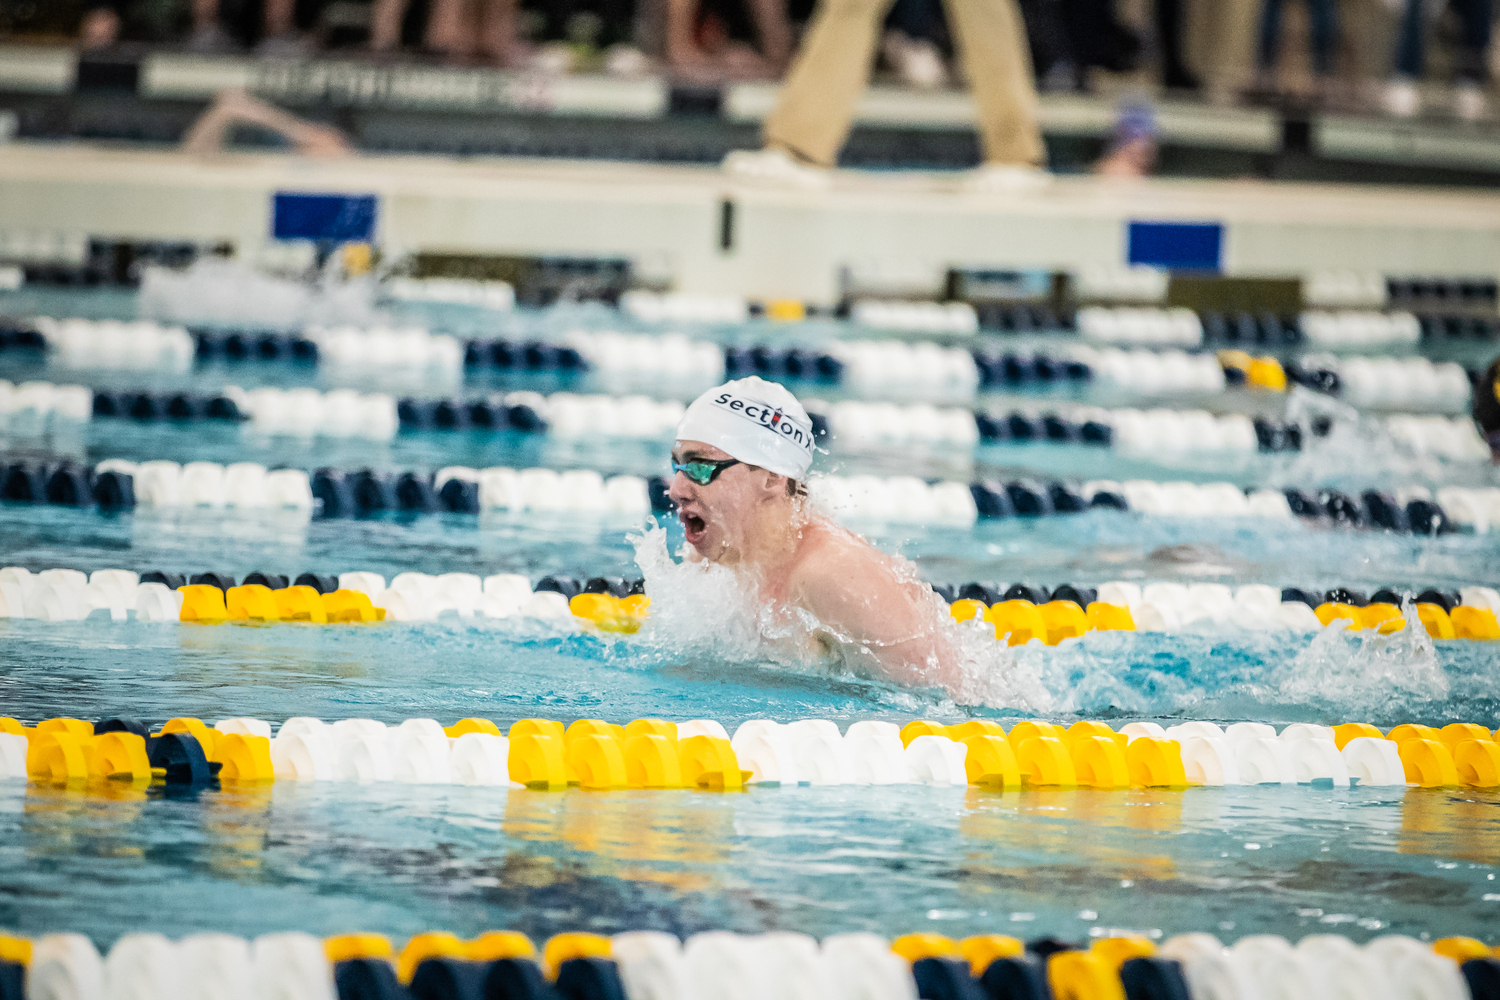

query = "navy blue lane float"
[
  {"left": 723, "top": 346, "right": 847, "bottom": 381},
  {"left": 192, "top": 331, "right": 319, "bottom": 361},
  {"left": 396, "top": 398, "right": 547, "bottom": 432},
  {"left": 389, "top": 398, "right": 1322, "bottom": 457},
  {"left": 0, "top": 322, "right": 47, "bottom": 352},
  {"left": 970, "top": 352, "right": 1093, "bottom": 388},
  {"left": 91, "top": 390, "right": 244, "bottom": 422},
  {"left": 462, "top": 339, "right": 588, "bottom": 370},
  {"left": 938, "top": 581, "right": 1465, "bottom": 611},
  {"left": 131, "top": 569, "right": 644, "bottom": 601},
  {"left": 0, "top": 454, "right": 1459, "bottom": 535},
  {"left": 80, "top": 382, "right": 1313, "bottom": 457}
]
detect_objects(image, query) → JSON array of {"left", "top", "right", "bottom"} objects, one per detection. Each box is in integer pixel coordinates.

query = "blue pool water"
[{"left": 2, "top": 286, "right": 1500, "bottom": 950}]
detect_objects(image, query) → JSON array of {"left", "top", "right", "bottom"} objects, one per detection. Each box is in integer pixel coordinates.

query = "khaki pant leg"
[
  {"left": 942, "top": 0, "right": 1046, "bottom": 166},
  {"left": 761, "top": 0, "right": 894, "bottom": 167}
]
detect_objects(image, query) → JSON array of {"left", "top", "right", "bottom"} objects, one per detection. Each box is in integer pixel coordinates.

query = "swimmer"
[
  {"left": 1474, "top": 353, "right": 1500, "bottom": 461},
  {"left": 668, "top": 376, "right": 960, "bottom": 691}
]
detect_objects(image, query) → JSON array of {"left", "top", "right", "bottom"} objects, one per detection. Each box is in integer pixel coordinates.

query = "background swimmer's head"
[{"left": 670, "top": 377, "right": 815, "bottom": 563}]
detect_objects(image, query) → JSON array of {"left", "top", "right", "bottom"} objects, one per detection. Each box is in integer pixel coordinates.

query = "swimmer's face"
[{"left": 668, "top": 440, "right": 786, "bottom": 561}]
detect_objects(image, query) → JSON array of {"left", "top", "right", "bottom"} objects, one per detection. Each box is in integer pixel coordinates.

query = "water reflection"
[
  {"left": 2, "top": 775, "right": 1498, "bottom": 947},
  {"left": 1398, "top": 786, "right": 1500, "bottom": 864},
  {"left": 23, "top": 780, "right": 148, "bottom": 862}
]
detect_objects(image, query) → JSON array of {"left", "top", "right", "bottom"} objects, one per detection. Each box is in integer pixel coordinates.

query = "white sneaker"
[
  {"left": 1455, "top": 81, "right": 1488, "bottom": 122},
  {"left": 722, "top": 147, "right": 831, "bottom": 190},
  {"left": 961, "top": 163, "right": 1052, "bottom": 195},
  {"left": 1383, "top": 78, "right": 1421, "bottom": 118}
]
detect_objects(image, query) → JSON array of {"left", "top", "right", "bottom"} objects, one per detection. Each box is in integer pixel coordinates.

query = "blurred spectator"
[
  {"left": 725, "top": 0, "right": 1046, "bottom": 188},
  {"left": 1094, "top": 99, "right": 1157, "bottom": 177},
  {"left": 1252, "top": 0, "right": 1338, "bottom": 98},
  {"left": 1384, "top": 0, "right": 1492, "bottom": 120},
  {"left": 75, "top": 0, "right": 193, "bottom": 47},
  {"left": 182, "top": 87, "right": 352, "bottom": 155},
  {"left": 188, "top": 0, "right": 307, "bottom": 53},
  {"left": 881, "top": 31, "right": 949, "bottom": 88},
  {"left": 655, "top": 0, "right": 792, "bottom": 78},
  {"left": 371, "top": 0, "right": 525, "bottom": 63},
  {"left": 881, "top": 0, "right": 951, "bottom": 89},
  {"left": 78, "top": 3, "right": 126, "bottom": 48},
  {"left": 1154, "top": 0, "right": 1197, "bottom": 91},
  {"left": 1017, "top": 0, "right": 1140, "bottom": 92},
  {"left": 532, "top": 0, "right": 640, "bottom": 67}
]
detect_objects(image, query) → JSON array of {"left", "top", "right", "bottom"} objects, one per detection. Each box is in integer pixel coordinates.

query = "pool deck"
[{"left": 3, "top": 141, "right": 1500, "bottom": 301}]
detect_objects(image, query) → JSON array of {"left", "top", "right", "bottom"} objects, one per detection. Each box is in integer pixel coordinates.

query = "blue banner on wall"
[
  {"left": 1127, "top": 221, "right": 1223, "bottom": 272},
  {"left": 272, "top": 192, "right": 378, "bottom": 242}
]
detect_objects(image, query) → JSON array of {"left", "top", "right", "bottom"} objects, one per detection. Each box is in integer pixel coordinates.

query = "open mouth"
[{"left": 680, "top": 511, "right": 707, "bottom": 543}]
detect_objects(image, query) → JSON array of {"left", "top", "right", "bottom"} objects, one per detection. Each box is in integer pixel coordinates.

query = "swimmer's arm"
[
  {"left": 182, "top": 88, "right": 352, "bottom": 159},
  {"left": 789, "top": 560, "right": 956, "bottom": 689}
]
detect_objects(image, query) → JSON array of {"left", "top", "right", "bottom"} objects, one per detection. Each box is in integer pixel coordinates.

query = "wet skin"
[{"left": 668, "top": 440, "right": 959, "bottom": 691}]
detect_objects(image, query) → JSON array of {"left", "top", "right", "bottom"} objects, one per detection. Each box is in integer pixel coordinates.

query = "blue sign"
[
  {"left": 272, "top": 192, "right": 377, "bottom": 242},
  {"left": 1127, "top": 221, "right": 1223, "bottom": 272}
]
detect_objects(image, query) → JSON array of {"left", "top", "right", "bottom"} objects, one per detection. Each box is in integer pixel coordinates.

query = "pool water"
[
  {"left": 2, "top": 286, "right": 1500, "bottom": 951},
  {"left": 5, "top": 779, "right": 1498, "bottom": 948}
]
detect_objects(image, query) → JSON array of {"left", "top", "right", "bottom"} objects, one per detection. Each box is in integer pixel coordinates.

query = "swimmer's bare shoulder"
[{"left": 784, "top": 519, "right": 956, "bottom": 687}]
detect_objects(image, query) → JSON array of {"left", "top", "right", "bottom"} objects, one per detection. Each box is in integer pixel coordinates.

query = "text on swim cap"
[{"left": 713, "top": 392, "right": 814, "bottom": 454}]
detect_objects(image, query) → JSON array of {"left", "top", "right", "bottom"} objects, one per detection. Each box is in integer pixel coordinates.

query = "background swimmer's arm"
[
  {"left": 788, "top": 556, "right": 957, "bottom": 689},
  {"left": 182, "top": 88, "right": 352, "bottom": 159}
]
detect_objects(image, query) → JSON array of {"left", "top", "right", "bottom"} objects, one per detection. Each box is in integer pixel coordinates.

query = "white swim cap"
[{"left": 675, "top": 376, "right": 816, "bottom": 480}]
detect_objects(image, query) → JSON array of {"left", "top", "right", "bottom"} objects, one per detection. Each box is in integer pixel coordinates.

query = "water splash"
[
  {"left": 628, "top": 522, "right": 1055, "bottom": 714},
  {"left": 1270, "top": 387, "right": 1475, "bottom": 492},
  {"left": 137, "top": 258, "right": 382, "bottom": 331},
  {"left": 631, "top": 522, "right": 776, "bottom": 665},
  {"left": 1273, "top": 600, "right": 1446, "bottom": 716}
]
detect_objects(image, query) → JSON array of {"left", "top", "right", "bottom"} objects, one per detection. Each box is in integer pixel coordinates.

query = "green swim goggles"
[{"left": 671, "top": 458, "right": 741, "bottom": 486}]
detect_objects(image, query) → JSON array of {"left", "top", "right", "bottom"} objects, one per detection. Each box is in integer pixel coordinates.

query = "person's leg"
[
  {"left": 262, "top": 0, "right": 296, "bottom": 35},
  {"left": 666, "top": 0, "right": 712, "bottom": 67},
  {"left": 537, "top": 0, "right": 569, "bottom": 41},
  {"left": 1057, "top": 0, "right": 1101, "bottom": 69},
  {"left": 193, "top": 0, "right": 220, "bottom": 31},
  {"left": 478, "top": 0, "right": 524, "bottom": 64},
  {"left": 943, "top": 0, "right": 1045, "bottom": 165},
  {"left": 369, "top": 0, "right": 409, "bottom": 48},
  {"left": 885, "top": 0, "right": 924, "bottom": 36},
  {"left": 1019, "top": 0, "right": 1081, "bottom": 89},
  {"left": 1393, "top": 0, "right": 1424, "bottom": 78},
  {"left": 1307, "top": 0, "right": 1337, "bottom": 77},
  {"left": 1254, "top": 0, "right": 1283, "bottom": 72},
  {"left": 425, "top": 0, "right": 478, "bottom": 55},
  {"left": 760, "top": 0, "right": 896, "bottom": 165},
  {"left": 1156, "top": 0, "right": 1198, "bottom": 87},
  {"left": 1058, "top": 0, "right": 1138, "bottom": 73},
  {"left": 1451, "top": 0, "right": 1492, "bottom": 82},
  {"left": 744, "top": 0, "right": 793, "bottom": 68},
  {"left": 591, "top": 0, "right": 633, "bottom": 46}
]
